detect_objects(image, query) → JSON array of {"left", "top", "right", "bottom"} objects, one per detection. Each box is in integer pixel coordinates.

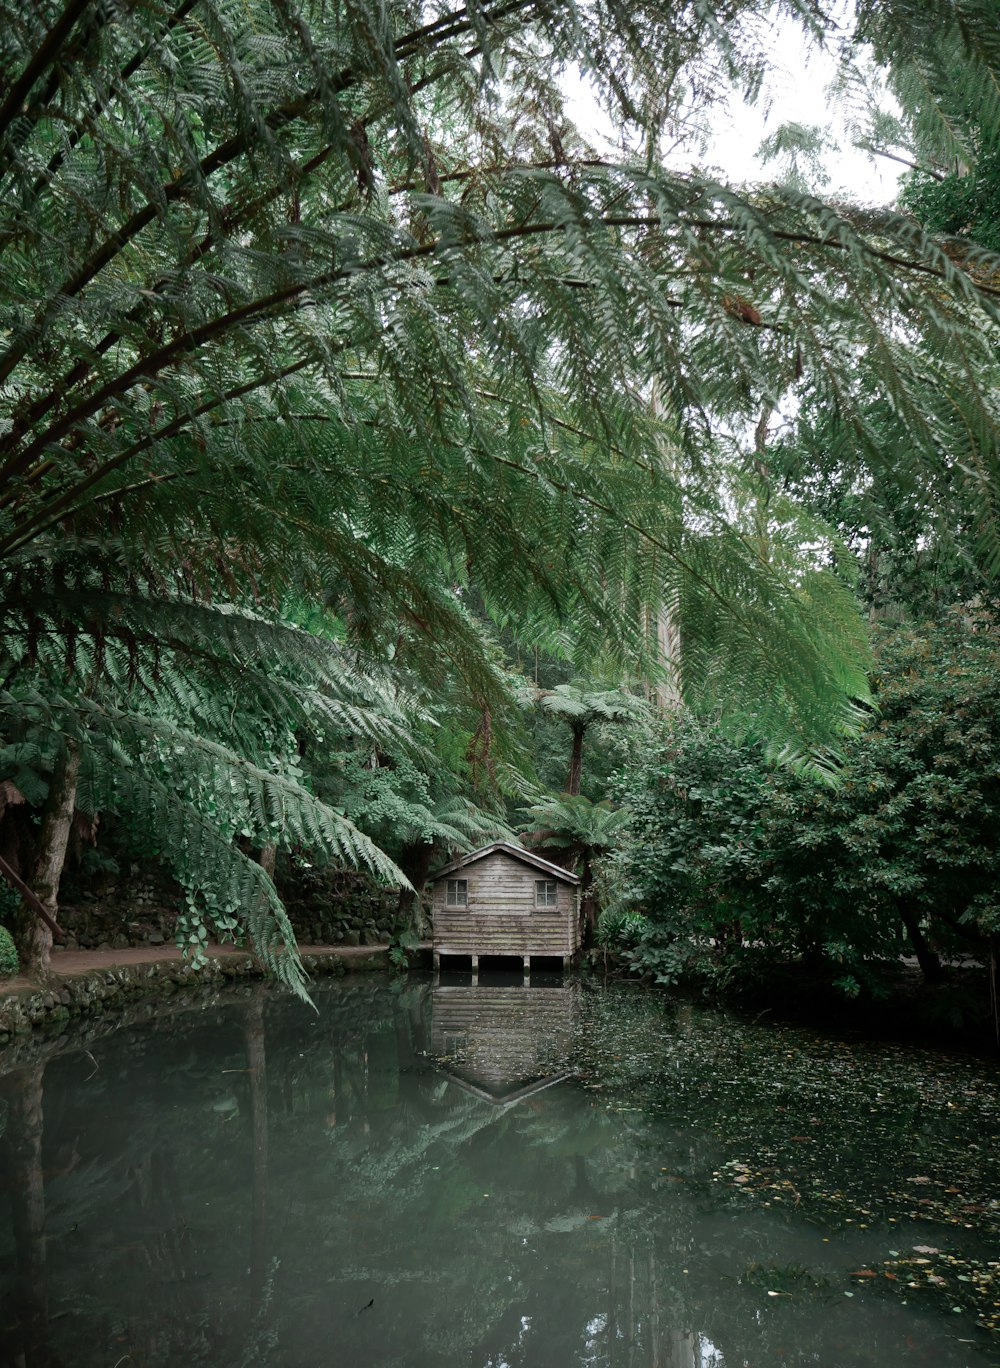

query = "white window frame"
[
  {"left": 534, "top": 878, "right": 558, "bottom": 908},
  {"left": 446, "top": 878, "right": 468, "bottom": 907}
]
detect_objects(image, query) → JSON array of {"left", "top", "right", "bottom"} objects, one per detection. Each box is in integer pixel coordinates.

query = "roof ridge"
[{"left": 432, "top": 840, "right": 580, "bottom": 883}]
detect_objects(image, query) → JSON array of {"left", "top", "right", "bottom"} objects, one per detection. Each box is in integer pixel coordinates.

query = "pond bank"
[
  {"left": 586, "top": 951, "right": 998, "bottom": 1055},
  {"left": 0, "top": 941, "right": 432, "bottom": 1041}
]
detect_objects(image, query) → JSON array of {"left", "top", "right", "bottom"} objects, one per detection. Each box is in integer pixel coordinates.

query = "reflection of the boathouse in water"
[{"left": 430, "top": 974, "right": 576, "bottom": 1103}]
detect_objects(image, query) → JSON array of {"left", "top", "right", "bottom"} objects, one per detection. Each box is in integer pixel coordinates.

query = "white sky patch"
[{"left": 563, "top": 13, "right": 903, "bottom": 207}]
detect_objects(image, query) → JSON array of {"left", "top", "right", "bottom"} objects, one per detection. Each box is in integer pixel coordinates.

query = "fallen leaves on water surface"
[
  {"left": 876, "top": 1252, "right": 1000, "bottom": 1333},
  {"left": 711, "top": 1158, "right": 802, "bottom": 1204},
  {"left": 571, "top": 982, "right": 1000, "bottom": 1346}
]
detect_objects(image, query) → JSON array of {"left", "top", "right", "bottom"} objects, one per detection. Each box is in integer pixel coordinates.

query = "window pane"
[
  {"left": 447, "top": 879, "right": 468, "bottom": 907},
  {"left": 535, "top": 879, "right": 558, "bottom": 906}
]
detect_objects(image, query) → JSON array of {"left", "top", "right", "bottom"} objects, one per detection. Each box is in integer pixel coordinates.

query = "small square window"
[
  {"left": 446, "top": 879, "right": 468, "bottom": 907},
  {"left": 535, "top": 879, "right": 558, "bottom": 907}
]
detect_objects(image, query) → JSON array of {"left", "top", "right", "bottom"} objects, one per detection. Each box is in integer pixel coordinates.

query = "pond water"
[{"left": 1, "top": 973, "right": 999, "bottom": 1368}]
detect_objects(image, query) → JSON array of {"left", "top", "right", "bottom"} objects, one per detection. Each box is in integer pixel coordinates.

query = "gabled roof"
[{"left": 432, "top": 840, "right": 580, "bottom": 884}]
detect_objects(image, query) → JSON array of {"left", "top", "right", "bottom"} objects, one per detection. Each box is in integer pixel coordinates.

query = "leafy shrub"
[
  {"left": 609, "top": 611, "right": 1000, "bottom": 995},
  {"left": 0, "top": 924, "right": 18, "bottom": 977},
  {"left": 595, "top": 907, "right": 647, "bottom": 949}
]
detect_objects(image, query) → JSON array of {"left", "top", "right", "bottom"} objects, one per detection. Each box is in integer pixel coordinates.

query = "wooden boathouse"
[{"left": 430, "top": 841, "right": 581, "bottom": 975}]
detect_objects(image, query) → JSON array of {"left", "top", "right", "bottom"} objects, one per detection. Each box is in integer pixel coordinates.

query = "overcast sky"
[{"left": 564, "top": 16, "right": 903, "bottom": 207}]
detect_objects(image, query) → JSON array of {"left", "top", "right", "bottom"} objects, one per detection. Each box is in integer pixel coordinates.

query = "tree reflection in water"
[{"left": 0, "top": 977, "right": 995, "bottom": 1367}]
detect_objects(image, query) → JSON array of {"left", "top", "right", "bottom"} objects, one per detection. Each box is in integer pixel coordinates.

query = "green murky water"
[{"left": 1, "top": 973, "right": 998, "bottom": 1367}]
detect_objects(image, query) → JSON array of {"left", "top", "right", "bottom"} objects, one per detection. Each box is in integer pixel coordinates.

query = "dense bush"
[
  {"left": 0, "top": 923, "right": 18, "bottom": 977},
  {"left": 611, "top": 610, "right": 1000, "bottom": 994}
]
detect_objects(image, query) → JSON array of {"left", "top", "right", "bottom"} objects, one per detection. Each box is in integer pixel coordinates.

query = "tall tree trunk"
[
  {"left": 648, "top": 602, "right": 683, "bottom": 709},
  {"left": 567, "top": 722, "right": 585, "bottom": 796},
  {"left": 867, "top": 537, "right": 880, "bottom": 625},
  {"left": 899, "top": 905, "right": 945, "bottom": 984},
  {"left": 16, "top": 744, "right": 80, "bottom": 975},
  {"left": 395, "top": 840, "right": 434, "bottom": 933},
  {"left": 648, "top": 380, "right": 683, "bottom": 710}
]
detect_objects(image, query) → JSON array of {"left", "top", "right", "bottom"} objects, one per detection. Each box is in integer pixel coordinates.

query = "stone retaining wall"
[
  {"left": 49, "top": 861, "right": 411, "bottom": 952},
  {"left": 0, "top": 946, "right": 414, "bottom": 1044}
]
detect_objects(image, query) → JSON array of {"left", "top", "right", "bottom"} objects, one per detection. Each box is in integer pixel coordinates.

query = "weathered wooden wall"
[{"left": 431, "top": 853, "right": 580, "bottom": 959}]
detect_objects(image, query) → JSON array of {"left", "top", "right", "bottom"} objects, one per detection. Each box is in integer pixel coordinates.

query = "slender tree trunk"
[
  {"left": 648, "top": 381, "right": 683, "bottom": 710},
  {"left": 867, "top": 538, "right": 880, "bottom": 625},
  {"left": 567, "top": 722, "right": 585, "bottom": 796},
  {"left": 989, "top": 933, "right": 1000, "bottom": 1050},
  {"left": 16, "top": 744, "right": 80, "bottom": 975},
  {"left": 579, "top": 849, "right": 596, "bottom": 945},
  {"left": 258, "top": 843, "right": 276, "bottom": 879},
  {"left": 899, "top": 905, "right": 945, "bottom": 984}
]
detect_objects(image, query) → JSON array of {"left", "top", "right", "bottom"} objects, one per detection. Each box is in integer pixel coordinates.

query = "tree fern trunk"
[
  {"left": 567, "top": 723, "right": 585, "bottom": 796},
  {"left": 17, "top": 743, "right": 79, "bottom": 975},
  {"left": 651, "top": 603, "right": 683, "bottom": 708}
]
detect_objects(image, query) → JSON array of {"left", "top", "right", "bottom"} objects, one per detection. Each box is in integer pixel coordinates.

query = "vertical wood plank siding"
[{"left": 432, "top": 852, "right": 580, "bottom": 958}]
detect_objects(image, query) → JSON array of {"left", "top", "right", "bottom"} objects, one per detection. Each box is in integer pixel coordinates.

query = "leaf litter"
[{"left": 571, "top": 981, "right": 1000, "bottom": 1345}]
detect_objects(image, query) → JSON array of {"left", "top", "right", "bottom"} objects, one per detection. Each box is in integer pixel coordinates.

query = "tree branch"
[
  {"left": 0, "top": 358, "right": 314, "bottom": 556},
  {"left": 0, "top": 0, "right": 537, "bottom": 389},
  {"left": 860, "top": 145, "right": 946, "bottom": 182},
  {"left": 0, "top": 852, "right": 66, "bottom": 942},
  {"left": 0, "top": 0, "right": 93, "bottom": 146}
]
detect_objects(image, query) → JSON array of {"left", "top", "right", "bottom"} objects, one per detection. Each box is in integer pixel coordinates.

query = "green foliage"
[
  {"left": 757, "top": 121, "right": 838, "bottom": 192},
  {"left": 770, "top": 391, "right": 993, "bottom": 626},
  {"left": 613, "top": 610, "right": 1000, "bottom": 991},
  {"left": 3, "top": 0, "right": 1000, "bottom": 987},
  {"left": 0, "top": 918, "right": 18, "bottom": 976},
  {"left": 329, "top": 755, "right": 510, "bottom": 864},
  {"left": 519, "top": 793, "right": 630, "bottom": 855},
  {"left": 535, "top": 685, "right": 647, "bottom": 730},
  {"left": 388, "top": 927, "right": 422, "bottom": 971},
  {"left": 861, "top": 10, "right": 1000, "bottom": 253},
  {"left": 901, "top": 148, "right": 1000, "bottom": 252},
  {"left": 0, "top": 584, "right": 411, "bottom": 994},
  {"left": 594, "top": 905, "right": 647, "bottom": 950},
  {"left": 609, "top": 716, "right": 776, "bottom": 988},
  {"left": 776, "top": 608, "right": 1000, "bottom": 944},
  {"left": 3, "top": 0, "right": 997, "bottom": 742}
]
